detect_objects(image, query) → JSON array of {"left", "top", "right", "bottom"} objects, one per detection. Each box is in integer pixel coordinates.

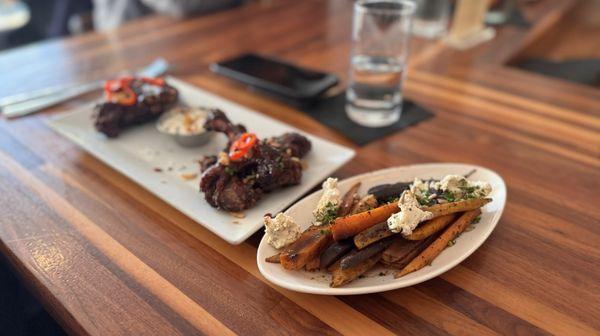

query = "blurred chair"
[
  {"left": 92, "top": 0, "right": 243, "bottom": 31},
  {"left": 0, "top": 255, "right": 65, "bottom": 336},
  {"left": 1, "top": 0, "right": 93, "bottom": 50}
]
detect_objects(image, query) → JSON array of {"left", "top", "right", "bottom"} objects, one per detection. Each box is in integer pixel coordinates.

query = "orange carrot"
[
  {"left": 395, "top": 209, "right": 481, "bottom": 278},
  {"left": 332, "top": 198, "right": 491, "bottom": 242},
  {"left": 331, "top": 202, "right": 399, "bottom": 241},
  {"left": 264, "top": 253, "right": 281, "bottom": 263}
]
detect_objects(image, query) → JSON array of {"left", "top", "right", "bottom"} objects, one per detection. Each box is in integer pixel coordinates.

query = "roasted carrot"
[
  {"left": 404, "top": 214, "right": 457, "bottom": 241},
  {"left": 265, "top": 253, "right": 281, "bottom": 263},
  {"left": 331, "top": 202, "right": 399, "bottom": 241},
  {"left": 337, "top": 182, "right": 361, "bottom": 217},
  {"left": 355, "top": 213, "right": 458, "bottom": 249},
  {"left": 349, "top": 194, "right": 378, "bottom": 215},
  {"left": 305, "top": 256, "right": 321, "bottom": 271},
  {"left": 425, "top": 198, "right": 490, "bottom": 217},
  {"left": 353, "top": 222, "right": 395, "bottom": 249},
  {"left": 332, "top": 198, "right": 490, "bottom": 242},
  {"left": 395, "top": 209, "right": 481, "bottom": 278},
  {"left": 280, "top": 226, "right": 332, "bottom": 270},
  {"left": 341, "top": 236, "right": 394, "bottom": 270},
  {"left": 330, "top": 252, "right": 382, "bottom": 287},
  {"left": 319, "top": 240, "right": 354, "bottom": 269},
  {"left": 382, "top": 234, "right": 438, "bottom": 270}
]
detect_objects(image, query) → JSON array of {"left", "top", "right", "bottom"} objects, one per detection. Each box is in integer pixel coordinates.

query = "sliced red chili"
[
  {"left": 103, "top": 76, "right": 137, "bottom": 106},
  {"left": 229, "top": 133, "right": 257, "bottom": 161},
  {"left": 141, "top": 77, "right": 165, "bottom": 86},
  {"left": 117, "top": 86, "right": 137, "bottom": 105},
  {"left": 104, "top": 79, "right": 121, "bottom": 92}
]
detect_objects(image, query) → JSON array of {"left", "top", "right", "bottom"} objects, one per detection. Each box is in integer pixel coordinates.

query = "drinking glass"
[
  {"left": 486, "top": 0, "right": 515, "bottom": 25},
  {"left": 346, "top": 0, "right": 416, "bottom": 128},
  {"left": 413, "top": 0, "right": 451, "bottom": 39}
]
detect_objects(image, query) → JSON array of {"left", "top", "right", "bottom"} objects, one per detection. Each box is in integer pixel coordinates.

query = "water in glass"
[
  {"left": 346, "top": 55, "right": 405, "bottom": 127},
  {"left": 345, "top": 0, "right": 415, "bottom": 128}
]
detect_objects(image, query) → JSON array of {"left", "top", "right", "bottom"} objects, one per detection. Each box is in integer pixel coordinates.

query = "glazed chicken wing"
[{"left": 199, "top": 109, "right": 311, "bottom": 212}]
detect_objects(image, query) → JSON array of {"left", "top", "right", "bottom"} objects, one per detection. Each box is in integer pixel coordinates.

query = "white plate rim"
[{"left": 257, "top": 163, "right": 506, "bottom": 295}]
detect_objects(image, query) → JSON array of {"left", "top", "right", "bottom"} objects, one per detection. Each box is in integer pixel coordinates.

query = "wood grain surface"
[{"left": 0, "top": 0, "right": 598, "bottom": 335}]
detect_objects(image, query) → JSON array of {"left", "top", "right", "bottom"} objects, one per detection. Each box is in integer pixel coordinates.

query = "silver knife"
[{"left": 2, "top": 58, "right": 170, "bottom": 119}]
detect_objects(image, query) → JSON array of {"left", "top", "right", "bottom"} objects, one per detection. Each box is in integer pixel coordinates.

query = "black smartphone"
[{"left": 210, "top": 53, "right": 339, "bottom": 102}]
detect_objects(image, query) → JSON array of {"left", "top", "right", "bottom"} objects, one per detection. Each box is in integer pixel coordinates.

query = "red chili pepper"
[
  {"left": 141, "top": 77, "right": 165, "bottom": 86},
  {"left": 118, "top": 86, "right": 137, "bottom": 105},
  {"left": 103, "top": 76, "right": 137, "bottom": 106},
  {"left": 229, "top": 133, "right": 257, "bottom": 161},
  {"left": 104, "top": 79, "right": 120, "bottom": 92}
]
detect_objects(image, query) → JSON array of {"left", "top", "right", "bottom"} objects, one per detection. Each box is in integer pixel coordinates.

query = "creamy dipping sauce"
[{"left": 157, "top": 107, "right": 208, "bottom": 135}]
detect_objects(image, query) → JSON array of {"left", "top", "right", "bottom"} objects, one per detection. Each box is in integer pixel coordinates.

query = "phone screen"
[{"left": 215, "top": 54, "right": 334, "bottom": 94}]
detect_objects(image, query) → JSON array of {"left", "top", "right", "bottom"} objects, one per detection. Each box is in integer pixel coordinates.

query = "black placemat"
[
  {"left": 485, "top": 5, "right": 530, "bottom": 28},
  {"left": 300, "top": 93, "right": 433, "bottom": 146},
  {"left": 506, "top": 6, "right": 531, "bottom": 28},
  {"left": 517, "top": 58, "right": 600, "bottom": 87}
]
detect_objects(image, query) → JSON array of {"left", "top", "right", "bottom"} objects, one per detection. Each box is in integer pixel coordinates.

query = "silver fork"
[{"left": 1, "top": 58, "right": 170, "bottom": 119}]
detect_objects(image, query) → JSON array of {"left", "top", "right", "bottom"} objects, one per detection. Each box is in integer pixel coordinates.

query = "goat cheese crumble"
[
  {"left": 411, "top": 178, "right": 431, "bottom": 201},
  {"left": 434, "top": 175, "right": 491, "bottom": 200},
  {"left": 313, "top": 178, "right": 340, "bottom": 226},
  {"left": 387, "top": 190, "right": 434, "bottom": 235},
  {"left": 411, "top": 175, "right": 492, "bottom": 205},
  {"left": 264, "top": 213, "right": 301, "bottom": 249}
]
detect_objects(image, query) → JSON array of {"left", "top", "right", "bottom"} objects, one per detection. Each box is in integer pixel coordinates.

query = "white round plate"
[{"left": 257, "top": 163, "right": 506, "bottom": 295}]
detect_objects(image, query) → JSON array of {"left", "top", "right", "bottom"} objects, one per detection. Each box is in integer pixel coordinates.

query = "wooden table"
[{"left": 0, "top": 0, "right": 598, "bottom": 335}]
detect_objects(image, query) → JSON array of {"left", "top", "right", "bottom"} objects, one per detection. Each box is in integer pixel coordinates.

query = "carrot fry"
[
  {"left": 331, "top": 202, "right": 399, "bottom": 241},
  {"left": 395, "top": 209, "right": 481, "bottom": 278}
]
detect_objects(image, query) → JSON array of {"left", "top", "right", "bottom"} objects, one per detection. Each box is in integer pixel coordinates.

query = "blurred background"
[
  {"left": 1, "top": 0, "right": 598, "bottom": 87},
  {"left": 0, "top": 0, "right": 244, "bottom": 51}
]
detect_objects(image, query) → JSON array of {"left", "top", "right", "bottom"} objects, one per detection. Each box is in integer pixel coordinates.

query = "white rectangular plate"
[{"left": 48, "top": 77, "right": 355, "bottom": 244}]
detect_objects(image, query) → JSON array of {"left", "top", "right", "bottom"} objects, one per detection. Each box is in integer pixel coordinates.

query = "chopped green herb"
[
  {"left": 276, "top": 156, "right": 285, "bottom": 169},
  {"left": 472, "top": 215, "right": 481, "bottom": 224},
  {"left": 224, "top": 166, "right": 235, "bottom": 176},
  {"left": 319, "top": 229, "right": 331, "bottom": 235},
  {"left": 442, "top": 190, "right": 455, "bottom": 202},
  {"left": 315, "top": 201, "right": 339, "bottom": 225}
]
